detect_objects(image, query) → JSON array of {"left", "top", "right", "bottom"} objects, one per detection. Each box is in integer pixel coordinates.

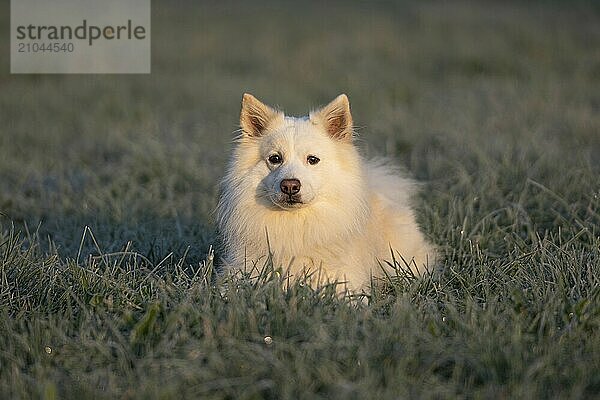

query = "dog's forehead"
[
  {"left": 261, "top": 117, "right": 330, "bottom": 153},
  {"left": 284, "top": 115, "right": 309, "bottom": 123},
  {"left": 283, "top": 115, "right": 314, "bottom": 135}
]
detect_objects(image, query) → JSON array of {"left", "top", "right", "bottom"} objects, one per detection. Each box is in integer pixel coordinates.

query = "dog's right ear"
[
  {"left": 240, "top": 93, "right": 282, "bottom": 137},
  {"left": 310, "top": 94, "right": 353, "bottom": 141}
]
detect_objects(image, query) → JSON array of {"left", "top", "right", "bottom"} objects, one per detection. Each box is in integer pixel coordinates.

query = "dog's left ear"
[
  {"left": 310, "top": 94, "right": 353, "bottom": 141},
  {"left": 240, "top": 93, "right": 282, "bottom": 137}
]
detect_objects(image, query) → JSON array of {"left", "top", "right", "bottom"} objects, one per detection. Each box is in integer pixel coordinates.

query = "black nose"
[{"left": 280, "top": 179, "right": 301, "bottom": 195}]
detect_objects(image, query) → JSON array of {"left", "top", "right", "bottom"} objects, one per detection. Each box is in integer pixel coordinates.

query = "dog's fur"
[{"left": 216, "top": 93, "right": 436, "bottom": 291}]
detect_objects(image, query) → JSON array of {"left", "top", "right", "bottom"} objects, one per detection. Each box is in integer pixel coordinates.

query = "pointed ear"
[
  {"left": 240, "top": 93, "right": 282, "bottom": 137},
  {"left": 310, "top": 94, "right": 353, "bottom": 141}
]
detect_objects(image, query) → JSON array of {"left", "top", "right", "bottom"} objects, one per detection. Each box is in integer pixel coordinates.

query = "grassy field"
[{"left": 1, "top": 1, "right": 600, "bottom": 398}]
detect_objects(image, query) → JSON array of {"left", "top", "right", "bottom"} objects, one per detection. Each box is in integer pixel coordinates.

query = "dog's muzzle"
[{"left": 272, "top": 178, "right": 304, "bottom": 208}]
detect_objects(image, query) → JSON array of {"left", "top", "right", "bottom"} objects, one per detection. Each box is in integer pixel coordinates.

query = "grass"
[{"left": 1, "top": 1, "right": 600, "bottom": 398}]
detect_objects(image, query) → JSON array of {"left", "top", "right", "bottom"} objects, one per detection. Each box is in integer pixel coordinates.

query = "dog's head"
[{"left": 235, "top": 93, "right": 361, "bottom": 211}]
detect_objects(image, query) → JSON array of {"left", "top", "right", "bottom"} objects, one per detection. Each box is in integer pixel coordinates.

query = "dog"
[{"left": 216, "top": 93, "right": 436, "bottom": 292}]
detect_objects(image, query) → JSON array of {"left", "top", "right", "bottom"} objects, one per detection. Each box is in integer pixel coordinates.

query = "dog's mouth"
[
  {"left": 272, "top": 194, "right": 305, "bottom": 209},
  {"left": 285, "top": 197, "right": 303, "bottom": 206}
]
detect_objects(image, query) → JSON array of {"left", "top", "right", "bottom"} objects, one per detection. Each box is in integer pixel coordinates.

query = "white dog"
[{"left": 216, "top": 93, "right": 436, "bottom": 291}]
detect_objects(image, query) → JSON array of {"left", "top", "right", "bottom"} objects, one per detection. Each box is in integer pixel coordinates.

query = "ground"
[{"left": 1, "top": 1, "right": 599, "bottom": 398}]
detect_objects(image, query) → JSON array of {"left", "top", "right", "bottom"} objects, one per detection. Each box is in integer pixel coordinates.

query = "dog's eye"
[
  {"left": 268, "top": 154, "right": 282, "bottom": 164},
  {"left": 307, "top": 155, "right": 320, "bottom": 165}
]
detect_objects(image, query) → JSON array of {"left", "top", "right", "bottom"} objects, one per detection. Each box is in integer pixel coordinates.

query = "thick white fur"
[{"left": 216, "top": 94, "right": 436, "bottom": 292}]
